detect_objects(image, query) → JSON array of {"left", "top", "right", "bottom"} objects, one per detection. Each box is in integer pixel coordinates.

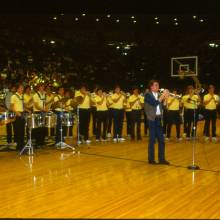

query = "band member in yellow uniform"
[
  {"left": 32, "top": 83, "right": 47, "bottom": 147},
  {"left": 10, "top": 83, "right": 25, "bottom": 151},
  {"left": 94, "top": 88, "right": 108, "bottom": 141},
  {"left": 181, "top": 85, "right": 200, "bottom": 140},
  {"left": 53, "top": 86, "right": 65, "bottom": 145},
  {"left": 162, "top": 97, "right": 168, "bottom": 137},
  {"left": 5, "top": 83, "right": 16, "bottom": 146},
  {"left": 24, "top": 85, "right": 33, "bottom": 112},
  {"left": 111, "top": 85, "right": 126, "bottom": 142},
  {"left": 125, "top": 92, "right": 132, "bottom": 138},
  {"left": 44, "top": 84, "right": 55, "bottom": 137},
  {"left": 75, "top": 85, "right": 91, "bottom": 144},
  {"left": 45, "top": 84, "right": 54, "bottom": 111},
  {"left": 24, "top": 85, "right": 33, "bottom": 141},
  {"left": 203, "top": 85, "right": 219, "bottom": 142},
  {"left": 166, "top": 89, "right": 182, "bottom": 141},
  {"left": 91, "top": 86, "right": 98, "bottom": 136},
  {"left": 63, "top": 89, "right": 75, "bottom": 137},
  {"left": 143, "top": 88, "right": 149, "bottom": 136},
  {"left": 106, "top": 90, "right": 114, "bottom": 138},
  {"left": 128, "top": 87, "right": 144, "bottom": 141}
]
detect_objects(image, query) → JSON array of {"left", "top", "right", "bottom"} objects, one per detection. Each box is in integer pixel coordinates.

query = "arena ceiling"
[{"left": 1, "top": 0, "right": 220, "bottom": 14}]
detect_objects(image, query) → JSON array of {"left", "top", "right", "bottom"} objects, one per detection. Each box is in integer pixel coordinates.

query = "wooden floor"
[{"left": 0, "top": 120, "right": 220, "bottom": 218}]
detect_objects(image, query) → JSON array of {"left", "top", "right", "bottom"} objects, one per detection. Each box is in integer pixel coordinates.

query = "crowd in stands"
[{"left": 0, "top": 14, "right": 220, "bottom": 92}]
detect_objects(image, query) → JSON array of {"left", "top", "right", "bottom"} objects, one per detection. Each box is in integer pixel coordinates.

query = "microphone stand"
[
  {"left": 76, "top": 105, "right": 81, "bottom": 146},
  {"left": 187, "top": 99, "right": 200, "bottom": 170}
]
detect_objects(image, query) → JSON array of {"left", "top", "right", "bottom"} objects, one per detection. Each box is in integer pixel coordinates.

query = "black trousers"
[
  {"left": 13, "top": 116, "right": 25, "bottom": 151},
  {"left": 91, "top": 106, "right": 97, "bottom": 135},
  {"left": 96, "top": 110, "right": 108, "bottom": 139},
  {"left": 6, "top": 122, "right": 14, "bottom": 143},
  {"left": 126, "top": 111, "right": 132, "bottom": 136},
  {"left": 167, "top": 110, "right": 181, "bottom": 138},
  {"left": 79, "top": 108, "right": 90, "bottom": 141},
  {"left": 204, "top": 109, "right": 217, "bottom": 137},
  {"left": 184, "top": 109, "right": 198, "bottom": 138},
  {"left": 148, "top": 118, "right": 165, "bottom": 162},
  {"left": 32, "top": 112, "right": 46, "bottom": 146},
  {"left": 107, "top": 108, "right": 113, "bottom": 133},
  {"left": 112, "top": 109, "right": 124, "bottom": 138},
  {"left": 131, "top": 110, "right": 141, "bottom": 140},
  {"left": 183, "top": 109, "right": 187, "bottom": 134}
]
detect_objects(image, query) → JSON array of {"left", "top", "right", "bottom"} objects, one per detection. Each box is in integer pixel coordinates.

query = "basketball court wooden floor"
[{"left": 0, "top": 122, "right": 220, "bottom": 219}]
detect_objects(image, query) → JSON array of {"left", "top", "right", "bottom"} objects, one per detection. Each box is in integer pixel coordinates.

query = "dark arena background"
[{"left": 1, "top": 0, "right": 220, "bottom": 219}]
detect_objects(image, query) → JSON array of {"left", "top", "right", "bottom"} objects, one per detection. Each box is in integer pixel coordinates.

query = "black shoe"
[
  {"left": 158, "top": 160, "right": 170, "bottom": 165},
  {"left": 148, "top": 160, "right": 157, "bottom": 164}
]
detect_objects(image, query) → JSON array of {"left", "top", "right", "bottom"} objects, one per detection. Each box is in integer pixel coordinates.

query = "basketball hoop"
[{"left": 171, "top": 56, "right": 198, "bottom": 79}]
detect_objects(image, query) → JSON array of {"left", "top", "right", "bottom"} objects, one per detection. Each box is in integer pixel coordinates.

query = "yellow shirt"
[
  {"left": 33, "top": 92, "right": 46, "bottom": 112},
  {"left": 128, "top": 94, "right": 144, "bottom": 110},
  {"left": 203, "top": 94, "right": 219, "bottom": 110},
  {"left": 167, "top": 97, "right": 180, "bottom": 111},
  {"left": 24, "top": 93, "right": 33, "bottom": 110},
  {"left": 182, "top": 94, "right": 199, "bottom": 109},
  {"left": 75, "top": 90, "right": 90, "bottom": 109},
  {"left": 45, "top": 93, "right": 54, "bottom": 110},
  {"left": 107, "top": 94, "right": 114, "bottom": 108},
  {"left": 10, "top": 92, "right": 24, "bottom": 112},
  {"left": 95, "top": 96, "right": 108, "bottom": 111},
  {"left": 90, "top": 92, "right": 97, "bottom": 107},
  {"left": 125, "top": 102, "right": 132, "bottom": 112},
  {"left": 54, "top": 94, "right": 64, "bottom": 112},
  {"left": 111, "top": 93, "right": 125, "bottom": 109}
]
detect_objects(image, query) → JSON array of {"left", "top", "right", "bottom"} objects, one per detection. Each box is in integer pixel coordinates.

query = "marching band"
[{"left": 0, "top": 81, "right": 219, "bottom": 152}]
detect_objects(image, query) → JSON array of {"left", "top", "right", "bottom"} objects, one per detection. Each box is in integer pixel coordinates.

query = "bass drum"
[
  {"left": 45, "top": 112, "right": 57, "bottom": 128},
  {"left": 26, "top": 113, "right": 45, "bottom": 129},
  {"left": 0, "top": 111, "right": 15, "bottom": 125}
]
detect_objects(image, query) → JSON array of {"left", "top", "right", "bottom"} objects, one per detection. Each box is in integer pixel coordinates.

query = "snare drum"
[
  {"left": 61, "top": 112, "right": 74, "bottom": 127},
  {"left": 0, "top": 111, "right": 15, "bottom": 125},
  {"left": 45, "top": 112, "right": 57, "bottom": 128},
  {"left": 26, "top": 113, "right": 45, "bottom": 129}
]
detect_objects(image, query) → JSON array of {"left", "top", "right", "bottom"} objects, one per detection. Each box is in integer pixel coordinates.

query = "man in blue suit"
[{"left": 144, "top": 80, "right": 170, "bottom": 165}]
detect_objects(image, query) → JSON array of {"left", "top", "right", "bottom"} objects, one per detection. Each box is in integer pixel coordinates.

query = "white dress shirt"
[{"left": 152, "top": 92, "right": 161, "bottom": 115}]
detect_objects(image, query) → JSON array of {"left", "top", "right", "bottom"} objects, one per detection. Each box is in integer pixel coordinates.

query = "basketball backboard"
[{"left": 171, "top": 56, "right": 198, "bottom": 78}]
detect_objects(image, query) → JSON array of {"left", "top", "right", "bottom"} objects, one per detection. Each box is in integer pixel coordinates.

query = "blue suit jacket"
[{"left": 144, "top": 92, "right": 163, "bottom": 121}]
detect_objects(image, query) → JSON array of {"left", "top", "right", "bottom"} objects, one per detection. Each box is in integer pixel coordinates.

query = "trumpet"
[
  {"left": 126, "top": 92, "right": 130, "bottom": 97},
  {"left": 159, "top": 88, "right": 182, "bottom": 99},
  {"left": 120, "top": 91, "right": 130, "bottom": 98}
]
